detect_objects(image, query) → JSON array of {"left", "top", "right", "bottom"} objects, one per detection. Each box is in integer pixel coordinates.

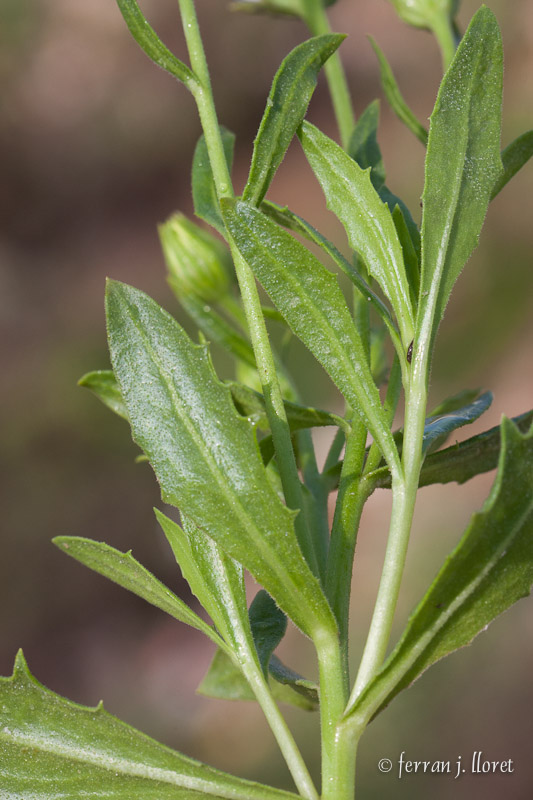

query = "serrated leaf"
[
  {"left": 299, "top": 120, "right": 415, "bottom": 348},
  {"left": 419, "top": 7, "right": 503, "bottom": 342},
  {"left": 346, "top": 418, "right": 533, "bottom": 724},
  {"left": 347, "top": 100, "right": 386, "bottom": 191},
  {"left": 192, "top": 127, "right": 235, "bottom": 234},
  {"left": 369, "top": 36, "right": 428, "bottom": 145},
  {"left": 78, "top": 369, "right": 128, "bottom": 420},
  {"left": 0, "top": 651, "right": 298, "bottom": 799},
  {"left": 491, "top": 129, "right": 533, "bottom": 199},
  {"left": 243, "top": 34, "right": 345, "bottom": 207},
  {"left": 222, "top": 201, "right": 401, "bottom": 473},
  {"left": 106, "top": 280, "right": 336, "bottom": 640},
  {"left": 421, "top": 389, "right": 492, "bottom": 454},
  {"left": 115, "top": 0, "right": 196, "bottom": 88},
  {"left": 53, "top": 536, "right": 226, "bottom": 651}
]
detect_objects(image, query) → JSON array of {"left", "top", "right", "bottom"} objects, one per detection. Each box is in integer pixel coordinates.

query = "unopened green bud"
[
  {"left": 159, "top": 214, "right": 233, "bottom": 304},
  {"left": 388, "top": 0, "right": 459, "bottom": 29}
]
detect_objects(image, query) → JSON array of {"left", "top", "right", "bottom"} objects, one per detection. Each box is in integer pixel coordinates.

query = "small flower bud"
[
  {"left": 388, "top": 0, "right": 460, "bottom": 29},
  {"left": 159, "top": 214, "right": 234, "bottom": 304}
]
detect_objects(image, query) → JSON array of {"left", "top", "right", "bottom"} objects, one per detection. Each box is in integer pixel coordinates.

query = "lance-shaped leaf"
[
  {"left": 52, "top": 536, "right": 227, "bottom": 652},
  {"left": 347, "top": 100, "right": 386, "bottom": 191},
  {"left": 369, "top": 37, "right": 428, "bottom": 145},
  {"left": 419, "top": 7, "right": 503, "bottom": 343},
  {"left": 243, "top": 34, "right": 345, "bottom": 207},
  {"left": 106, "top": 280, "right": 336, "bottom": 640},
  {"left": 192, "top": 128, "right": 236, "bottom": 235},
  {"left": 0, "top": 651, "right": 299, "bottom": 800},
  {"left": 491, "top": 129, "right": 533, "bottom": 200},
  {"left": 345, "top": 417, "right": 533, "bottom": 724},
  {"left": 222, "top": 201, "right": 401, "bottom": 474},
  {"left": 78, "top": 370, "right": 128, "bottom": 420},
  {"left": 299, "top": 120, "right": 415, "bottom": 348},
  {"left": 115, "top": 0, "right": 196, "bottom": 88}
]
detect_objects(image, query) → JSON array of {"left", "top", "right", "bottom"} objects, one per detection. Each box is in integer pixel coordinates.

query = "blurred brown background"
[{"left": 1, "top": 0, "right": 532, "bottom": 797}]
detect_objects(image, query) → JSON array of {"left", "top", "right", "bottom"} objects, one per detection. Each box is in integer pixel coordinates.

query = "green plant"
[{"left": 2, "top": 0, "right": 532, "bottom": 797}]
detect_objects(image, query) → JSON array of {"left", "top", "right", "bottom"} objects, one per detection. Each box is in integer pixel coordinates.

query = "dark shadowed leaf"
[{"left": 347, "top": 100, "right": 386, "bottom": 190}]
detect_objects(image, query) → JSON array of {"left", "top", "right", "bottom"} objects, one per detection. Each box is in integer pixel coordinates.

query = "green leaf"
[
  {"left": 192, "top": 127, "right": 235, "bottom": 234},
  {"left": 368, "top": 37, "right": 428, "bottom": 145},
  {"left": 419, "top": 7, "right": 503, "bottom": 341},
  {"left": 391, "top": 205, "right": 420, "bottom": 304},
  {"left": 0, "top": 651, "right": 299, "bottom": 799},
  {"left": 370, "top": 410, "right": 533, "bottom": 491},
  {"left": 260, "top": 200, "right": 402, "bottom": 352},
  {"left": 248, "top": 590, "right": 288, "bottom": 676},
  {"left": 222, "top": 200, "right": 401, "bottom": 474},
  {"left": 421, "top": 389, "right": 492, "bottom": 454},
  {"left": 243, "top": 34, "right": 345, "bottom": 206},
  {"left": 52, "top": 536, "right": 226, "bottom": 651},
  {"left": 346, "top": 417, "right": 533, "bottom": 724},
  {"left": 115, "top": 0, "right": 196, "bottom": 89},
  {"left": 171, "top": 290, "right": 256, "bottom": 368},
  {"left": 78, "top": 369, "right": 128, "bottom": 420},
  {"left": 299, "top": 120, "right": 415, "bottom": 348},
  {"left": 491, "top": 129, "right": 533, "bottom": 199},
  {"left": 228, "top": 381, "right": 350, "bottom": 434},
  {"left": 155, "top": 510, "right": 253, "bottom": 657},
  {"left": 198, "top": 590, "right": 319, "bottom": 711},
  {"left": 428, "top": 387, "right": 482, "bottom": 416},
  {"left": 198, "top": 648, "right": 317, "bottom": 711},
  {"left": 106, "top": 280, "right": 336, "bottom": 640},
  {"left": 347, "top": 100, "right": 386, "bottom": 191}
]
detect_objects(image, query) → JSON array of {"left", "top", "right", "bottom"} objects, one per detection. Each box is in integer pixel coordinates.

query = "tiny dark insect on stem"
[{"left": 407, "top": 340, "right": 413, "bottom": 364}]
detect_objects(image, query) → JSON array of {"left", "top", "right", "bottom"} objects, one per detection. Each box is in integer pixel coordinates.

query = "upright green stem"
[
  {"left": 316, "top": 633, "right": 355, "bottom": 799},
  {"left": 301, "top": 0, "right": 356, "bottom": 148},
  {"left": 177, "top": 0, "right": 319, "bottom": 577},
  {"left": 348, "top": 363, "right": 427, "bottom": 708}
]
